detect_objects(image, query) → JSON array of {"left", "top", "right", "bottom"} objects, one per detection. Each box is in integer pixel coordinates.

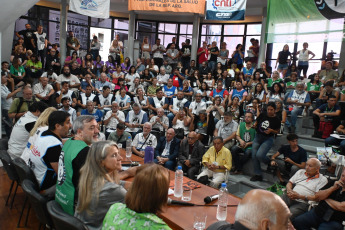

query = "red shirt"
[{"left": 198, "top": 48, "right": 209, "bottom": 64}]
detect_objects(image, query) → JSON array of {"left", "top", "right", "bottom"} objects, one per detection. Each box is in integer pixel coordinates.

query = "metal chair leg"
[
  {"left": 10, "top": 182, "right": 19, "bottom": 209},
  {"left": 17, "top": 196, "right": 27, "bottom": 227},
  {"left": 5, "top": 180, "right": 14, "bottom": 206},
  {"left": 24, "top": 204, "right": 31, "bottom": 227}
]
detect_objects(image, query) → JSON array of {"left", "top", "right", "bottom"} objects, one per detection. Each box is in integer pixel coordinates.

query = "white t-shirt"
[
  {"left": 33, "top": 83, "right": 53, "bottom": 97},
  {"left": 56, "top": 74, "right": 80, "bottom": 86},
  {"left": 216, "top": 120, "right": 238, "bottom": 140},
  {"left": 132, "top": 133, "right": 157, "bottom": 151},
  {"left": 289, "top": 169, "right": 328, "bottom": 203},
  {"left": 104, "top": 110, "right": 125, "bottom": 129},
  {"left": 189, "top": 101, "right": 207, "bottom": 115}
]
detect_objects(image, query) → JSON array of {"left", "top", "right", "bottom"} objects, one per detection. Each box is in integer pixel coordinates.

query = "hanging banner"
[
  {"left": 69, "top": 0, "right": 110, "bottom": 19},
  {"left": 266, "top": 0, "right": 345, "bottom": 43},
  {"left": 206, "top": 0, "right": 247, "bottom": 20},
  {"left": 128, "top": 0, "right": 205, "bottom": 14}
]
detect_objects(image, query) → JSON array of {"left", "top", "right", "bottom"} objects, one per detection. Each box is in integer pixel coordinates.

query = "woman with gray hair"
[{"left": 75, "top": 141, "right": 135, "bottom": 230}]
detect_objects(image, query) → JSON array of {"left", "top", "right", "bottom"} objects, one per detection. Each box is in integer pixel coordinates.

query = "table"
[{"left": 120, "top": 149, "right": 241, "bottom": 230}]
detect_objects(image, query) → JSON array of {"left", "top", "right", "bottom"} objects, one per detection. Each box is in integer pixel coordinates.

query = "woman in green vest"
[
  {"left": 306, "top": 74, "right": 322, "bottom": 102},
  {"left": 264, "top": 70, "right": 283, "bottom": 93}
]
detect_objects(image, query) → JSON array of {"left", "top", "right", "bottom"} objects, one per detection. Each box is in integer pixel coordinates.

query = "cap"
[
  {"left": 177, "top": 166, "right": 182, "bottom": 170},
  {"left": 221, "top": 183, "right": 227, "bottom": 188}
]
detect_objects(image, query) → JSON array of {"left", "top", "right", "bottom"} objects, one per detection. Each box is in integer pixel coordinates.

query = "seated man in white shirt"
[
  {"left": 103, "top": 102, "right": 125, "bottom": 139},
  {"left": 95, "top": 73, "right": 112, "bottom": 94},
  {"left": 214, "top": 111, "right": 238, "bottom": 150},
  {"left": 131, "top": 122, "right": 157, "bottom": 158},
  {"left": 189, "top": 92, "right": 207, "bottom": 116},
  {"left": 33, "top": 76, "right": 55, "bottom": 106},
  {"left": 157, "top": 67, "right": 170, "bottom": 85},
  {"left": 59, "top": 97, "right": 77, "bottom": 125},
  {"left": 282, "top": 158, "right": 328, "bottom": 220},
  {"left": 150, "top": 107, "right": 169, "bottom": 137},
  {"left": 56, "top": 66, "right": 80, "bottom": 93}
]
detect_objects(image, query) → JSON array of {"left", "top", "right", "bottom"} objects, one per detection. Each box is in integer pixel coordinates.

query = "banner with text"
[
  {"left": 206, "top": 0, "right": 247, "bottom": 20},
  {"left": 128, "top": 0, "right": 205, "bottom": 14},
  {"left": 69, "top": 0, "right": 110, "bottom": 19}
]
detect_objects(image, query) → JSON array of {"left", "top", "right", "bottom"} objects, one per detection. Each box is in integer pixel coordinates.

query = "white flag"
[{"left": 69, "top": 0, "right": 110, "bottom": 19}]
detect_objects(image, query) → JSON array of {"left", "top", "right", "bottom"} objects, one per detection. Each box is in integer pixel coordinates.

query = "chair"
[
  {"left": 21, "top": 179, "right": 53, "bottom": 230},
  {"left": 12, "top": 157, "right": 39, "bottom": 227},
  {"left": 47, "top": 200, "right": 89, "bottom": 230},
  {"left": 0, "top": 138, "right": 8, "bottom": 150},
  {"left": 0, "top": 150, "right": 19, "bottom": 208}
]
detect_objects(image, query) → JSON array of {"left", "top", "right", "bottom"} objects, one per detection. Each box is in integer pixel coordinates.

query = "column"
[
  {"left": 59, "top": 0, "right": 68, "bottom": 66},
  {"left": 337, "top": 18, "right": 345, "bottom": 76},
  {"left": 258, "top": 7, "right": 267, "bottom": 65},
  {"left": 127, "top": 11, "right": 136, "bottom": 63},
  {"left": 191, "top": 13, "right": 200, "bottom": 62}
]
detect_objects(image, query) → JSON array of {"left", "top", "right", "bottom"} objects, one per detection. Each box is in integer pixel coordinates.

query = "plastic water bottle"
[
  {"left": 174, "top": 166, "right": 183, "bottom": 198},
  {"left": 126, "top": 136, "right": 132, "bottom": 157},
  {"left": 216, "top": 183, "right": 228, "bottom": 221}
]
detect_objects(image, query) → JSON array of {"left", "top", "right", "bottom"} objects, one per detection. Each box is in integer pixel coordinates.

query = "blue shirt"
[
  {"left": 81, "top": 109, "right": 103, "bottom": 122},
  {"left": 243, "top": 67, "right": 254, "bottom": 76}
]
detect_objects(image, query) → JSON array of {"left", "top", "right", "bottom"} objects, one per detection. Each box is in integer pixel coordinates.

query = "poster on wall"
[
  {"left": 206, "top": 0, "right": 247, "bottom": 20},
  {"left": 69, "top": 0, "right": 110, "bottom": 19},
  {"left": 128, "top": 0, "right": 205, "bottom": 14}
]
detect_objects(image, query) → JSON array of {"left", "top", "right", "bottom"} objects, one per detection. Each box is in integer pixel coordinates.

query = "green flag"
[{"left": 266, "top": 0, "right": 345, "bottom": 43}]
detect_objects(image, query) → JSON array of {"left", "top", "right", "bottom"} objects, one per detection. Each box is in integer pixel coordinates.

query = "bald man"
[
  {"left": 208, "top": 189, "right": 291, "bottom": 230},
  {"left": 154, "top": 128, "right": 181, "bottom": 170},
  {"left": 283, "top": 158, "right": 328, "bottom": 220}
]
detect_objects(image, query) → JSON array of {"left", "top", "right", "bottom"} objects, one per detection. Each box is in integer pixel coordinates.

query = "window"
[
  {"left": 67, "top": 12, "right": 88, "bottom": 26},
  {"left": 200, "top": 36, "right": 221, "bottom": 47},
  {"left": 201, "top": 25, "right": 222, "bottom": 36},
  {"left": 223, "top": 37, "right": 243, "bottom": 56},
  {"left": 91, "top": 18, "right": 112, "bottom": 28},
  {"left": 246, "top": 24, "right": 261, "bottom": 35},
  {"left": 224, "top": 25, "right": 244, "bottom": 35},
  {"left": 159, "top": 23, "right": 177, "bottom": 34},
  {"left": 137, "top": 21, "right": 156, "bottom": 32},
  {"left": 159, "top": 34, "right": 175, "bottom": 47},
  {"left": 179, "top": 35, "right": 193, "bottom": 47},
  {"left": 114, "top": 19, "right": 129, "bottom": 30},
  {"left": 180, "top": 24, "right": 193, "bottom": 35}
]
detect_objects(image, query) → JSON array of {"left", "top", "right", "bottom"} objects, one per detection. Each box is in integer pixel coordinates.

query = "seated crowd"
[{"left": 2, "top": 27, "right": 345, "bottom": 230}]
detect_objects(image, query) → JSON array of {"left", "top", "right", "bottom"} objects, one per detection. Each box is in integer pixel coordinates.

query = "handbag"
[{"left": 174, "top": 128, "right": 185, "bottom": 140}]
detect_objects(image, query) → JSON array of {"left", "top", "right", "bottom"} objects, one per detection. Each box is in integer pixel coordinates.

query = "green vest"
[
  {"left": 55, "top": 138, "right": 88, "bottom": 215},
  {"left": 287, "top": 81, "right": 297, "bottom": 88},
  {"left": 267, "top": 78, "right": 282, "bottom": 87},
  {"left": 307, "top": 82, "right": 321, "bottom": 92},
  {"left": 239, "top": 122, "right": 256, "bottom": 150}
]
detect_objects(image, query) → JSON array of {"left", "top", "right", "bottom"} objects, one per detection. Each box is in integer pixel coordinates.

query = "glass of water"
[{"left": 193, "top": 213, "right": 207, "bottom": 230}]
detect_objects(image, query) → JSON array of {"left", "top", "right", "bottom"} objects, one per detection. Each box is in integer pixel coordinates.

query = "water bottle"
[
  {"left": 216, "top": 183, "right": 228, "bottom": 221},
  {"left": 126, "top": 136, "right": 132, "bottom": 158},
  {"left": 174, "top": 166, "right": 183, "bottom": 198}
]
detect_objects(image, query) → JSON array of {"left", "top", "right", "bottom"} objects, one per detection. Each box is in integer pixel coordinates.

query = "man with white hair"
[
  {"left": 135, "top": 58, "right": 145, "bottom": 74},
  {"left": 150, "top": 107, "right": 169, "bottom": 133},
  {"left": 208, "top": 189, "right": 291, "bottom": 230},
  {"left": 189, "top": 92, "right": 207, "bottom": 116},
  {"left": 125, "top": 103, "right": 148, "bottom": 135},
  {"left": 157, "top": 67, "right": 170, "bottom": 85},
  {"left": 81, "top": 100, "right": 103, "bottom": 124},
  {"left": 282, "top": 158, "right": 328, "bottom": 220},
  {"left": 95, "top": 73, "right": 112, "bottom": 94},
  {"left": 131, "top": 122, "right": 157, "bottom": 158},
  {"left": 286, "top": 82, "right": 311, "bottom": 134},
  {"left": 103, "top": 101, "right": 125, "bottom": 138},
  {"left": 293, "top": 168, "right": 345, "bottom": 229},
  {"left": 154, "top": 128, "right": 180, "bottom": 170}
]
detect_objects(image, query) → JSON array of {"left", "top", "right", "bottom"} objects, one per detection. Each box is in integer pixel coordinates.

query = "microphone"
[
  {"left": 167, "top": 198, "right": 195, "bottom": 206},
  {"left": 204, "top": 194, "right": 219, "bottom": 204}
]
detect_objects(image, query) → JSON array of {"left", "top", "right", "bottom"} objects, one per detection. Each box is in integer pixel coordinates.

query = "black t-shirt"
[
  {"left": 278, "top": 51, "right": 291, "bottom": 64},
  {"left": 181, "top": 45, "right": 192, "bottom": 60},
  {"left": 257, "top": 67, "right": 272, "bottom": 80},
  {"left": 40, "top": 130, "right": 62, "bottom": 190},
  {"left": 210, "top": 46, "right": 219, "bottom": 62},
  {"left": 256, "top": 113, "right": 281, "bottom": 136},
  {"left": 277, "top": 145, "right": 307, "bottom": 171},
  {"left": 11, "top": 52, "right": 27, "bottom": 64},
  {"left": 314, "top": 182, "right": 345, "bottom": 222},
  {"left": 70, "top": 67, "right": 82, "bottom": 77},
  {"left": 81, "top": 68, "right": 96, "bottom": 77},
  {"left": 18, "top": 29, "right": 36, "bottom": 50}
]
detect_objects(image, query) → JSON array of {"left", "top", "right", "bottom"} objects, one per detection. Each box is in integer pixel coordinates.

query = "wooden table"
[{"left": 120, "top": 149, "right": 241, "bottom": 230}]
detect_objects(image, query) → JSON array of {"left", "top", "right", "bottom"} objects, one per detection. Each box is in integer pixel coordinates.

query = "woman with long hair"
[
  {"left": 147, "top": 58, "right": 159, "bottom": 77},
  {"left": 109, "top": 39, "right": 121, "bottom": 64},
  {"left": 111, "top": 65, "right": 124, "bottom": 84},
  {"left": 275, "top": 44, "right": 292, "bottom": 78},
  {"left": 206, "top": 96, "right": 224, "bottom": 123},
  {"left": 133, "top": 87, "right": 149, "bottom": 112},
  {"left": 141, "top": 36, "right": 151, "bottom": 61},
  {"left": 82, "top": 53, "right": 94, "bottom": 69},
  {"left": 247, "top": 82, "right": 266, "bottom": 103},
  {"left": 172, "top": 107, "right": 191, "bottom": 136},
  {"left": 106, "top": 55, "right": 117, "bottom": 75},
  {"left": 93, "top": 55, "right": 104, "bottom": 77},
  {"left": 266, "top": 82, "right": 284, "bottom": 103},
  {"left": 10, "top": 57, "right": 26, "bottom": 86},
  {"left": 103, "top": 164, "right": 171, "bottom": 230},
  {"left": 21, "top": 107, "right": 57, "bottom": 163},
  {"left": 203, "top": 72, "right": 215, "bottom": 90},
  {"left": 306, "top": 74, "right": 322, "bottom": 102},
  {"left": 65, "top": 51, "right": 82, "bottom": 67},
  {"left": 200, "top": 82, "right": 211, "bottom": 102},
  {"left": 231, "top": 44, "right": 244, "bottom": 70},
  {"left": 248, "top": 70, "right": 265, "bottom": 92},
  {"left": 11, "top": 45, "right": 28, "bottom": 66},
  {"left": 264, "top": 70, "right": 283, "bottom": 93},
  {"left": 75, "top": 141, "right": 135, "bottom": 230},
  {"left": 218, "top": 42, "right": 229, "bottom": 66},
  {"left": 121, "top": 57, "right": 131, "bottom": 73}
]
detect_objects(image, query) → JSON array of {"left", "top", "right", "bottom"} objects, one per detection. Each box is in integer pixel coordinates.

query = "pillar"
[
  {"left": 337, "top": 18, "right": 345, "bottom": 76},
  {"left": 191, "top": 13, "right": 200, "bottom": 62},
  {"left": 128, "top": 11, "right": 136, "bottom": 63},
  {"left": 258, "top": 7, "right": 267, "bottom": 65},
  {"left": 59, "top": 0, "right": 68, "bottom": 66}
]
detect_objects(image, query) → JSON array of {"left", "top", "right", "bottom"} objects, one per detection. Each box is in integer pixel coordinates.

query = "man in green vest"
[
  {"left": 230, "top": 112, "right": 256, "bottom": 174},
  {"left": 55, "top": 115, "right": 99, "bottom": 215}
]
